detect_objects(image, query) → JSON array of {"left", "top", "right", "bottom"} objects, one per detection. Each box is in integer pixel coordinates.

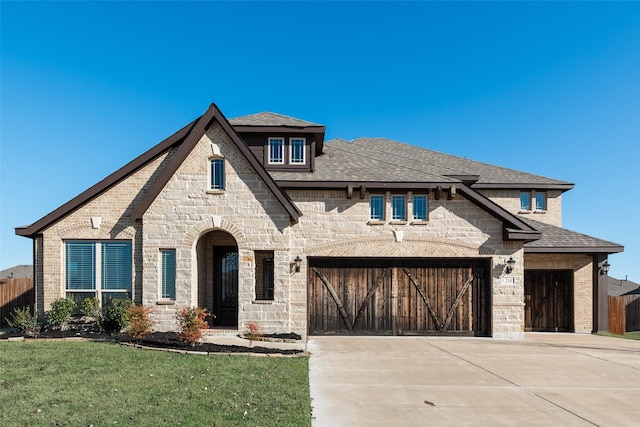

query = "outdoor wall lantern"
[
  {"left": 505, "top": 257, "right": 516, "bottom": 274},
  {"left": 600, "top": 261, "right": 611, "bottom": 276},
  {"left": 294, "top": 255, "right": 302, "bottom": 273}
]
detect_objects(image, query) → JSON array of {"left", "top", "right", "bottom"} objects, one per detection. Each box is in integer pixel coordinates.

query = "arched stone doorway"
[{"left": 196, "top": 230, "right": 238, "bottom": 327}]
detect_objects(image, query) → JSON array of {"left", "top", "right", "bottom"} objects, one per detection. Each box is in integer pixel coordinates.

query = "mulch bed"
[{"left": 1, "top": 330, "right": 304, "bottom": 355}]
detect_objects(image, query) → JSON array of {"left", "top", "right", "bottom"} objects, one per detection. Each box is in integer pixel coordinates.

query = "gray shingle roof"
[
  {"left": 608, "top": 276, "right": 640, "bottom": 296},
  {"left": 229, "top": 112, "right": 322, "bottom": 127},
  {"left": 521, "top": 217, "right": 623, "bottom": 253},
  {"left": 271, "top": 137, "right": 573, "bottom": 186}
]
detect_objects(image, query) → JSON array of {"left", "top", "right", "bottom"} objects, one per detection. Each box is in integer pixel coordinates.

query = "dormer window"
[
  {"left": 290, "top": 138, "right": 306, "bottom": 164},
  {"left": 268, "top": 137, "right": 284, "bottom": 164},
  {"left": 520, "top": 191, "right": 546, "bottom": 211}
]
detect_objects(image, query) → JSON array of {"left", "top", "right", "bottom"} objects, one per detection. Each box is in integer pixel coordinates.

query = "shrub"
[
  {"left": 175, "top": 307, "right": 209, "bottom": 346},
  {"left": 47, "top": 298, "right": 76, "bottom": 330},
  {"left": 245, "top": 321, "right": 263, "bottom": 343},
  {"left": 102, "top": 297, "right": 132, "bottom": 333},
  {"left": 79, "top": 297, "right": 102, "bottom": 320},
  {"left": 6, "top": 307, "right": 40, "bottom": 337},
  {"left": 125, "top": 305, "right": 154, "bottom": 340}
]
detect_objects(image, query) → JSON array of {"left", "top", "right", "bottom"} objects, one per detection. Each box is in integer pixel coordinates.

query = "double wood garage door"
[{"left": 308, "top": 258, "right": 490, "bottom": 336}]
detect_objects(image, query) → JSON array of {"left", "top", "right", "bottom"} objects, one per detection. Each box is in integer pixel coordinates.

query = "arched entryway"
[{"left": 196, "top": 230, "right": 238, "bottom": 327}]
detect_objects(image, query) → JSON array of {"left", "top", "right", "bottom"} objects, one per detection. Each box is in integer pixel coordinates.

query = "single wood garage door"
[
  {"left": 524, "top": 270, "right": 574, "bottom": 332},
  {"left": 308, "top": 258, "right": 490, "bottom": 336}
]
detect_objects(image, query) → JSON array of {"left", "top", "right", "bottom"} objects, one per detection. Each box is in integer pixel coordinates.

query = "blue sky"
[{"left": 1, "top": 1, "right": 639, "bottom": 280}]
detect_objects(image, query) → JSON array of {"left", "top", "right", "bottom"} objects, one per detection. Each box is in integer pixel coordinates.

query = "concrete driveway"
[{"left": 308, "top": 334, "right": 640, "bottom": 426}]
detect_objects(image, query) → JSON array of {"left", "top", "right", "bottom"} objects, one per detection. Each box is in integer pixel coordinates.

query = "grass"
[
  {"left": 597, "top": 331, "right": 640, "bottom": 340},
  {"left": 0, "top": 340, "right": 311, "bottom": 426}
]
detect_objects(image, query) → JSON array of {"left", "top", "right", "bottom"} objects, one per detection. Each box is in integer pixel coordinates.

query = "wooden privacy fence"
[
  {"left": 609, "top": 294, "right": 640, "bottom": 334},
  {"left": 0, "top": 278, "right": 34, "bottom": 327}
]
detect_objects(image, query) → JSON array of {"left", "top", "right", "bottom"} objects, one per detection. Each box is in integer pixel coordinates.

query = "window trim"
[
  {"left": 412, "top": 194, "right": 428, "bottom": 221},
  {"left": 209, "top": 157, "right": 225, "bottom": 191},
  {"left": 289, "top": 137, "right": 306, "bottom": 165},
  {"left": 64, "top": 240, "right": 132, "bottom": 304},
  {"left": 391, "top": 195, "right": 406, "bottom": 221},
  {"left": 160, "top": 249, "right": 176, "bottom": 300},
  {"left": 268, "top": 137, "right": 285, "bottom": 165},
  {"left": 370, "top": 194, "right": 385, "bottom": 221},
  {"left": 254, "top": 250, "right": 275, "bottom": 301},
  {"left": 520, "top": 190, "right": 546, "bottom": 212}
]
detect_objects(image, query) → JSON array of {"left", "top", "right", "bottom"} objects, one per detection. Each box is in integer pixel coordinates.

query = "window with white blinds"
[{"left": 65, "top": 241, "right": 132, "bottom": 303}]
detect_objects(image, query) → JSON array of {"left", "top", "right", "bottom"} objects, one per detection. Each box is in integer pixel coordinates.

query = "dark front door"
[
  {"left": 524, "top": 270, "right": 573, "bottom": 332},
  {"left": 213, "top": 247, "right": 238, "bottom": 327}
]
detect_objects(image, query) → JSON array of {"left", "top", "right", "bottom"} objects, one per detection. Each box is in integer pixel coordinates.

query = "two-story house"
[{"left": 15, "top": 103, "right": 623, "bottom": 338}]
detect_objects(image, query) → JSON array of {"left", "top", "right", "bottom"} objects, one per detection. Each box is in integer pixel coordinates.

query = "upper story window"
[
  {"left": 370, "top": 195, "right": 385, "bottom": 220},
  {"left": 268, "top": 137, "right": 284, "bottom": 164},
  {"left": 520, "top": 191, "right": 546, "bottom": 211},
  {"left": 413, "top": 195, "right": 428, "bottom": 220},
  {"left": 290, "top": 138, "right": 306, "bottom": 164},
  {"left": 210, "top": 158, "right": 225, "bottom": 190},
  {"left": 392, "top": 195, "right": 406, "bottom": 220}
]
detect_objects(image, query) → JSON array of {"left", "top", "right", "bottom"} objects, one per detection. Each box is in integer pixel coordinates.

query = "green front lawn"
[
  {"left": 0, "top": 341, "right": 311, "bottom": 426},
  {"left": 597, "top": 331, "right": 640, "bottom": 340}
]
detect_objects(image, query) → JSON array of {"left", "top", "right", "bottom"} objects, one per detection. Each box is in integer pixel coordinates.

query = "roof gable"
[{"left": 132, "top": 104, "right": 301, "bottom": 221}]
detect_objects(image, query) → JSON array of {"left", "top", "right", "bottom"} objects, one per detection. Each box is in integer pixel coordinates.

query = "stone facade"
[
  {"left": 479, "top": 189, "right": 563, "bottom": 227},
  {"left": 34, "top": 151, "right": 172, "bottom": 312},
  {"left": 26, "top": 112, "right": 606, "bottom": 340}
]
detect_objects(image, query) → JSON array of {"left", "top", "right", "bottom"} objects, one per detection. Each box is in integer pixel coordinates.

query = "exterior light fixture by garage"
[
  {"left": 600, "top": 261, "right": 611, "bottom": 276},
  {"left": 294, "top": 255, "right": 302, "bottom": 273},
  {"left": 505, "top": 257, "right": 516, "bottom": 274}
]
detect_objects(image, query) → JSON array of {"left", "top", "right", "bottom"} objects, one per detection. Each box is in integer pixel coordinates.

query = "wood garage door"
[
  {"left": 524, "top": 270, "right": 574, "bottom": 332},
  {"left": 308, "top": 258, "right": 490, "bottom": 336}
]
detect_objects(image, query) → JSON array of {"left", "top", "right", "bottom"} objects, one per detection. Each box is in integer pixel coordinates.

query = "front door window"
[{"left": 214, "top": 247, "right": 238, "bottom": 326}]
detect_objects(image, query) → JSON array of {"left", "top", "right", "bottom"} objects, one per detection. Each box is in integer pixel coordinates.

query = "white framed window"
[
  {"left": 268, "top": 137, "right": 284, "bottom": 164},
  {"left": 520, "top": 191, "right": 546, "bottom": 211},
  {"left": 392, "top": 195, "right": 406, "bottom": 220},
  {"left": 290, "top": 137, "right": 306, "bottom": 164},
  {"left": 210, "top": 158, "right": 225, "bottom": 190},
  {"left": 65, "top": 241, "right": 132, "bottom": 304},
  {"left": 413, "top": 195, "right": 428, "bottom": 220},
  {"left": 161, "top": 249, "right": 176, "bottom": 300},
  {"left": 370, "top": 195, "right": 385, "bottom": 220}
]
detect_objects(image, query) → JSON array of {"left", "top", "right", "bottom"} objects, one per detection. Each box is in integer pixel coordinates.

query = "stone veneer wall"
[
  {"left": 34, "top": 151, "right": 173, "bottom": 313},
  {"left": 287, "top": 190, "right": 526, "bottom": 338},
  {"left": 524, "top": 253, "right": 593, "bottom": 333},
  {"left": 479, "top": 189, "right": 563, "bottom": 227},
  {"left": 141, "top": 123, "right": 292, "bottom": 332},
  {"left": 32, "top": 121, "right": 537, "bottom": 338}
]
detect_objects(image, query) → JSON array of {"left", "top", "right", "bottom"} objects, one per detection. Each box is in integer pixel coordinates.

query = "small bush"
[
  {"left": 176, "top": 307, "right": 209, "bottom": 346},
  {"left": 79, "top": 297, "right": 102, "bottom": 319},
  {"left": 125, "top": 305, "right": 154, "bottom": 340},
  {"left": 102, "top": 297, "right": 132, "bottom": 333},
  {"left": 47, "top": 298, "right": 76, "bottom": 330},
  {"left": 6, "top": 307, "right": 40, "bottom": 337},
  {"left": 245, "top": 321, "right": 263, "bottom": 343}
]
